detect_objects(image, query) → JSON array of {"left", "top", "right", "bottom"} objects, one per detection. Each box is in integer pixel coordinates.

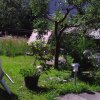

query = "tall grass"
[{"left": 0, "top": 36, "right": 28, "bottom": 56}]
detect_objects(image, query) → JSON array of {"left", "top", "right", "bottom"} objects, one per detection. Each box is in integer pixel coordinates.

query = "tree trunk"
[
  {"left": 54, "top": 40, "right": 60, "bottom": 69},
  {"left": 54, "top": 21, "right": 61, "bottom": 69}
]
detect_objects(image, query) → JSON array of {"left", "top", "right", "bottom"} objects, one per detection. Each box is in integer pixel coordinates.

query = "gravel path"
[{"left": 57, "top": 92, "right": 100, "bottom": 100}]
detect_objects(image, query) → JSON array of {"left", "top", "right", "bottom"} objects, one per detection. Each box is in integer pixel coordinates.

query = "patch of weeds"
[
  {"left": 39, "top": 69, "right": 71, "bottom": 87},
  {"left": 90, "top": 85, "right": 100, "bottom": 92},
  {"left": 55, "top": 81, "right": 90, "bottom": 95},
  {"left": 0, "top": 37, "right": 28, "bottom": 56}
]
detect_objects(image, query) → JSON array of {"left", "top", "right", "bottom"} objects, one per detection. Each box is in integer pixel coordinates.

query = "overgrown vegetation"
[
  {"left": 20, "top": 40, "right": 54, "bottom": 89},
  {"left": 0, "top": 56, "right": 99, "bottom": 100},
  {"left": 0, "top": 36, "right": 28, "bottom": 56},
  {"left": 61, "top": 34, "right": 98, "bottom": 71},
  {"left": 0, "top": 33, "right": 100, "bottom": 100},
  {"left": 30, "top": 0, "right": 100, "bottom": 69},
  {"left": 0, "top": 0, "right": 100, "bottom": 99}
]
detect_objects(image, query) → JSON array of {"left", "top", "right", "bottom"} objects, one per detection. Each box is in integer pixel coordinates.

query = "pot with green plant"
[{"left": 20, "top": 65, "right": 43, "bottom": 90}]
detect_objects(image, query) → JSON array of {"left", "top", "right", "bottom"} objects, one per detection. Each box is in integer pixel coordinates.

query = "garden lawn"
[
  {"left": 0, "top": 55, "right": 70, "bottom": 100},
  {"left": 0, "top": 56, "right": 100, "bottom": 100},
  {"left": 0, "top": 56, "right": 35, "bottom": 100}
]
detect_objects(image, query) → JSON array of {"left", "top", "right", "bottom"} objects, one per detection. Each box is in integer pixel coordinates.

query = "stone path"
[{"left": 57, "top": 92, "right": 100, "bottom": 100}]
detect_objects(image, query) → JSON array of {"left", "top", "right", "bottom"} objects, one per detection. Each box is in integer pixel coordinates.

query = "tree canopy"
[
  {"left": 30, "top": 0, "right": 100, "bottom": 69},
  {"left": 0, "top": 0, "right": 32, "bottom": 33}
]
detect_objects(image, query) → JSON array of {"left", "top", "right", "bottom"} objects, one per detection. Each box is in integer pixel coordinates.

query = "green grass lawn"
[
  {"left": 0, "top": 56, "right": 36, "bottom": 100},
  {"left": 0, "top": 56, "right": 100, "bottom": 100},
  {"left": 0, "top": 56, "right": 71, "bottom": 100}
]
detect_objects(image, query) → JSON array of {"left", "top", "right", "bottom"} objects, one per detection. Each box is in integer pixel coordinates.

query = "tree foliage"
[
  {"left": 0, "top": 0, "right": 32, "bottom": 32},
  {"left": 30, "top": 0, "right": 49, "bottom": 16},
  {"left": 30, "top": 0, "right": 100, "bottom": 69},
  {"left": 29, "top": 0, "right": 51, "bottom": 31}
]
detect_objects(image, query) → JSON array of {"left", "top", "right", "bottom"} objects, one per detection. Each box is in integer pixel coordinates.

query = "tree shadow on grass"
[
  {"left": 0, "top": 88, "right": 18, "bottom": 100},
  {"left": 38, "top": 86, "right": 55, "bottom": 93},
  {"left": 24, "top": 76, "right": 54, "bottom": 93},
  {"left": 27, "top": 86, "right": 54, "bottom": 93},
  {"left": 79, "top": 73, "right": 100, "bottom": 85},
  {"left": 78, "top": 74, "right": 95, "bottom": 85},
  {"left": 86, "top": 91, "right": 95, "bottom": 94}
]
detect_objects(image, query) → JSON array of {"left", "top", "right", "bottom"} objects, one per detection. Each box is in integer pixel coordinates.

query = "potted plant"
[{"left": 20, "top": 65, "right": 43, "bottom": 90}]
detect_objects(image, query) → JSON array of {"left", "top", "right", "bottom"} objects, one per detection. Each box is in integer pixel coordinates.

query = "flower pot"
[{"left": 24, "top": 75, "right": 40, "bottom": 90}]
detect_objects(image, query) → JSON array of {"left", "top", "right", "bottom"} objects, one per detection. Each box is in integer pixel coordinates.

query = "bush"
[
  {"left": 29, "top": 41, "right": 54, "bottom": 67},
  {"left": 20, "top": 67, "right": 35, "bottom": 77},
  {"left": 61, "top": 34, "right": 97, "bottom": 71},
  {"left": 65, "top": 55, "right": 74, "bottom": 70},
  {"left": 61, "top": 34, "right": 97, "bottom": 57}
]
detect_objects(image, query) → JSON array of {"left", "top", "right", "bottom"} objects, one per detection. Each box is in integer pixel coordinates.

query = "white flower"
[
  {"left": 36, "top": 65, "right": 43, "bottom": 69},
  {"left": 36, "top": 65, "right": 43, "bottom": 73}
]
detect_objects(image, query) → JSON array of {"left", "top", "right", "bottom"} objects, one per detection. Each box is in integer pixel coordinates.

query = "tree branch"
[
  {"left": 54, "top": 21, "right": 58, "bottom": 39},
  {"left": 32, "top": 14, "right": 55, "bottom": 22},
  {"left": 58, "top": 7, "right": 76, "bottom": 24},
  {"left": 58, "top": 24, "right": 79, "bottom": 38},
  {"left": 46, "top": 14, "right": 55, "bottom": 22},
  {"left": 60, "top": 24, "right": 79, "bottom": 33}
]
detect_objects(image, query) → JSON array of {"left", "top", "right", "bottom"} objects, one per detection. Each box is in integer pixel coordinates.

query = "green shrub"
[
  {"left": 60, "top": 34, "right": 97, "bottom": 72},
  {"left": 20, "top": 67, "right": 35, "bottom": 77},
  {"left": 61, "top": 34, "right": 97, "bottom": 56},
  {"left": 64, "top": 55, "right": 74, "bottom": 70},
  {"left": 29, "top": 41, "right": 54, "bottom": 68}
]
